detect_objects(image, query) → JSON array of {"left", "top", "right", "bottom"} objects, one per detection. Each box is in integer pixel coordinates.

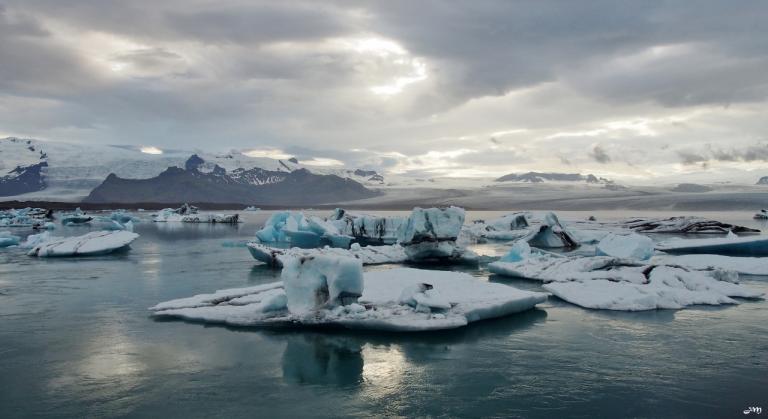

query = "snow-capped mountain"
[
  {"left": 495, "top": 171, "right": 612, "bottom": 184},
  {"left": 85, "top": 154, "right": 378, "bottom": 205},
  {"left": 0, "top": 137, "right": 385, "bottom": 201}
]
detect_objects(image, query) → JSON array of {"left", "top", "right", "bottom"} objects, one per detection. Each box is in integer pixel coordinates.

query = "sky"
[{"left": 1, "top": 0, "right": 767, "bottom": 183}]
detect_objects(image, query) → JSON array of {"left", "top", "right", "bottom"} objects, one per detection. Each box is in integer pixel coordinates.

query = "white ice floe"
[
  {"left": 150, "top": 265, "right": 547, "bottom": 332},
  {"left": 20, "top": 231, "right": 50, "bottom": 248},
  {"left": 656, "top": 233, "right": 768, "bottom": 256},
  {"left": 26, "top": 230, "right": 139, "bottom": 257},
  {"left": 595, "top": 232, "right": 654, "bottom": 260},
  {"left": 621, "top": 216, "right": 759, "bottom": 234},
  {"left": 246, "top": 242, "right": 408, "bottom": 267},
  {"left": 650, "top": 254, "right": 768, "bottom": 275},
  {"left": 543, "top": 265, "right": 763, "bottom": 311},
  {"left": 329, "top": 208, "right": 405, "bottom": 245},
  {"left": 462, "top": 212, "right": 531, "bottom": 241},
  {"left": 0, "top": 231, "right": 20, "bottom": 247},
  {"left": 489, "top": 245, "right": 762, "bottom": 310}
]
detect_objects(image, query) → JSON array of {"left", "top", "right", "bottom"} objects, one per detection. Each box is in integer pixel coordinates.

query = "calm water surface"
[{"left": 1, "top": 210, "right": 767, "bottom": 418}]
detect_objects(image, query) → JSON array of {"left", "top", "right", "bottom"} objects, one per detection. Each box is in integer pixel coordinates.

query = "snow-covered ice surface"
[
  {"left": 26, "top": 230, "right": 139, "bottom": 257},
  {"left": 650, "top": 254, "right": 768, "bottom": 276},
  {"left": 621, "top": 216, "right": 759, "bottom": 234},
  {"left": 656, "top": 233, "right": 768, "bottom": 256},
  {"left": 150, "top": 267, "right": 547, "bottom": 331},
  {"left": 543, "top": 265, "right": 763, "bottom": 311},
  {"left": 595, "top": 233, "right": 654, "bottom": 260},
  {"left": 246, "top": 242, "right": 408, "bottom": 267}
]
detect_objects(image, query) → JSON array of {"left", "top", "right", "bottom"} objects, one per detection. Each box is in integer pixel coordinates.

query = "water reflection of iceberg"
[
  {"left": 276, "top": 309, "right": 547, "bottom": 388},
  {"left": 282, "top": 334, "right": 364, "bottom": 387}
]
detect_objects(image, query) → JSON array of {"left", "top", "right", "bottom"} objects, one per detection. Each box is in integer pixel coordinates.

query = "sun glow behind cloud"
[{"left": 140, "top": 146, "right": 163, "bottom": 154}]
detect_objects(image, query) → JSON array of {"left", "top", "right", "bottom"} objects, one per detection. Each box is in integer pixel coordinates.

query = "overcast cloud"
[{"left": 1, "top": 0, "right": 767, "bottom": 182}]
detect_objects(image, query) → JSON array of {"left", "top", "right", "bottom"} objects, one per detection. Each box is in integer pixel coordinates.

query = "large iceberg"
[
  {"left": 329, "top": 208, "right": 405, "bottom": 245},
  {"left": 246, "top": 242, "right": 407, "bottom": 268},
  {"left": 656, "top": 233, "right": 768, "bottom": 256},
  {"left": 281, "top": 255, "right": 364, "bottom": 313},
  {"left": 622, "top": 216, "right": 759, "bottom": 234},
  {"left": 27, "top": 230, "right": 140, "bottom": 257},
  {"left": 154, "top": 207, "right": 239, "bottom": 224},
  {"left": 0, "top": 231, "right": 21, "bottom": 247},
  {"left": 396, "top": 206, "right": 477, "bottom": 263},
  {"left": 151, "top": 263, "right": 547, "bottom": 332},
  {"left": 595, "top": 232, "right": 654, "bottom": 260}
]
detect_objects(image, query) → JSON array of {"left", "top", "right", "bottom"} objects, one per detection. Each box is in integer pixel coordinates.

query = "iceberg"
[
  {"left": 523, "top": 212, "right": 579, "bottom": 248},
  {"left": 0, "top": 207, "right": 52, "bottom": 228},
  {"left": 281, "top": 255, "right": 364, "bottom": 313},
  {"left": 0, "top": 231, "right": 21, "bottom": 247},
  {"left": 656, "top": 233, "right": 768, "bottom": 256},
  {"left": 26, "top": 230, "right": 139, "bottom": 257},
  {"left": 396, "top": 206, "right": 477, "bottom": 263},
  {"left": 622, "top": 216, "right": 759, "bottom": 234},
  {"left": 150, "top": 266, "right": 547, "bottom": 332},
  {"left": 462, "top": 212, "right": 531, "bottom": 241},
  {"left": 543, "top": 265, "right": 763, "bottom": 311},
  {"left": 20, "top": 231, "right": 51, "bottom": 249},
  {"left": 595, "top": 233, "right": 654, "bottom": 260},
  {"left": 60, "top": 208, "right": 93, "bottom": 226},
  {"left": 153, "top": 206, "right": 239, "bottom": 224},
  {"left": 246, "top": 242, "right": 408, "bottom": 268},
  {"left": 329, "top": 208, "right": 406, "bottom": 245},
  {"left": 109, "top": 210, "right": 140, "bottom": 224}
]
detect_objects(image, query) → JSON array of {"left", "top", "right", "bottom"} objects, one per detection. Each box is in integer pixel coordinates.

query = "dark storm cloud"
[
  {"left": 1, "top": 0, "right": 768, "bottom": 179},
  {"left": 589, "top": 145, "right": 611, "bottom": 163},
  {"left": 678, "top": 143, "right": 768, "bottom": 165}
]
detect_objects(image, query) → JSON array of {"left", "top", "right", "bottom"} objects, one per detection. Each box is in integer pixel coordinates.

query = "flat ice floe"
[
  {"left": 489, "top": 246, "right": 763, "bottom": 310},
  {"left": 246, "top": 242, "right": 408, "bottom": 268},
  {"left": 621, "top": 216, "right": 759, "bottom": 234},
  {"left": 27, "top": 230, "right": 139, "bottom": 257},
  {"left": 543, "top": 265, "right": 763, "bottom": 311},
  {"left": 0, "top": 231, "right": 21, "bottom": 247},
  {"left": 150, "top": 265, "right": 547, "bottom": 332},
  {"left": 650, "top": 254, "right": 768, "bottom": 275},
  {"left": 656, "top": 234, "right": 768, "bottom": 256}
]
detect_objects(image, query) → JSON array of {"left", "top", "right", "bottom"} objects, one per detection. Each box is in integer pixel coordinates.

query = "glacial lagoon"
[{"left": 1, "top": 210, "right": 767, "bottom": 418}]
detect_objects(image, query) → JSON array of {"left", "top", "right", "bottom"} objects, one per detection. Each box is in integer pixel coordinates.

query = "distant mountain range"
[
  {"left": 0, "top": 137, "right": 382, "bottom": 204},
  {"left": 495, "top": 171, "right": 609, "bottom": 184},
  {"left": 85, "top": 155, "right": 378, "bottom": 205}
]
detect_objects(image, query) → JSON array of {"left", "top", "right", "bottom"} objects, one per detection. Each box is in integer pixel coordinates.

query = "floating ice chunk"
[
  {"left": 650, "top": 254, "right": 768, "bottom": 275},
  {"left": 462, "top": 212, "right": 531, "bottom": 241},
  {"left": 487, "top": 212, "right": 530, "bottom": 231},
  {"left": 61, "top": 208, "right": 93, "bottom": 226},
  {"left": 543, "top": 265, "right": 763, "bottom": 311},
  {"left": 329, "top": 208, "right": 406, "bottom": 245},
  {"left": 499, "top": 240, "right": 531, "bottom": 262},
  {"left": 27, "top": 230, "right": 139, "bottom": 257},
  {"left": 489, "top": 253, "right": 644, "bottom": 283},
  {"left": 524, "top": 212, "right": 579, "bottom": 248},
  {"left": 246, "top": 242, "right": 408, "bottom": 268},
  {"left": 281, "top": 255, "right": 364, "bottom": 313},
  {"left": 622, "top": 216, "right": 759, "bottom": 234},
  {"left": 20, "top": 231, "right": 50, "bottom": 248},
  {"left": 255, "top": 211, "right": 311, "bottom": 244},
  {"left": 151, "top": 268, "right": 547, "bottom": 332},
  {"left": 0, "top": 231, "right": 20, "bottom": 247},
  {"left": 109, "top": 210, "right": 139, "bottom": 224},
  {"left": 596, "top": 233, "right": 654, "bottom": 260},
  {"left": 0, "top": 207, "right": 51, "bottom": 228},
  {"left": 656, "top": 234, "right": 768, "bottom": 256},
  {"left": 570, "top": 229, "right": 611, "bottom": 244},
  {"left": 397, "top": 206, "right": 465, "bottom": 244},
  {"left": 402, "top": 240, "right": 479, "bottom": 263}
]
